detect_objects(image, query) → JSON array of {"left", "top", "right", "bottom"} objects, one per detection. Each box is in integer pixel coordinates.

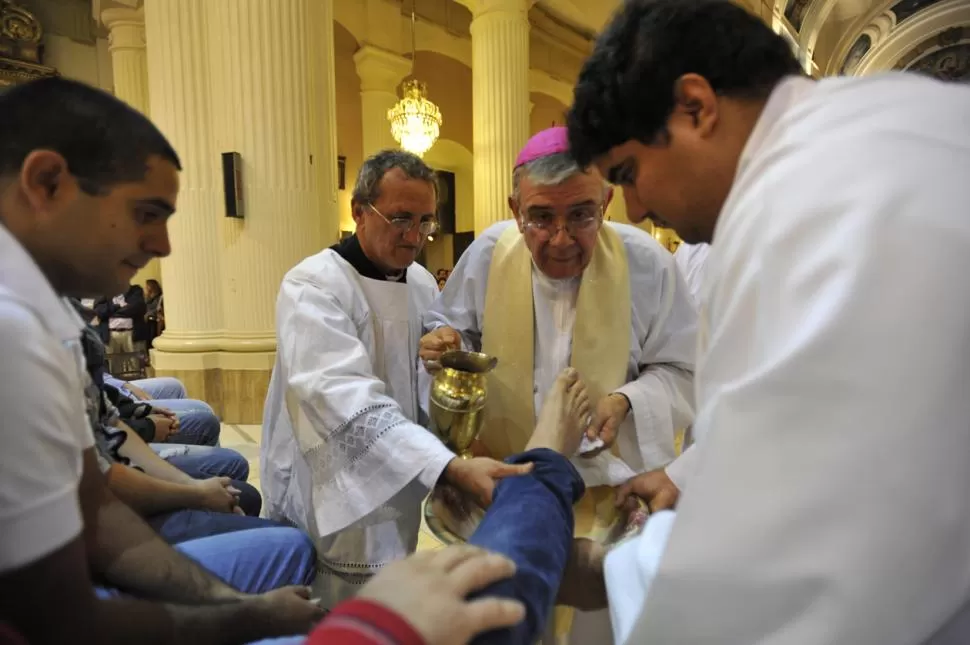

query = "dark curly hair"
[{"left": 568, "top": 0, "right": 803, "bottom": 167}]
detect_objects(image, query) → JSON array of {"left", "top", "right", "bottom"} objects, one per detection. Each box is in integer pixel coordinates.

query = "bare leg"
[
  {"left": 527, "top": 368, "right": 591, "bottom": 455},
  {"left": 467, "top": 371, "right": 590, "bottom": 644}
]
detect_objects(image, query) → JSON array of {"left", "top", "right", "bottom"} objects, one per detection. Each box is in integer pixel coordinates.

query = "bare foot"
[{"left": 527, "top": 368, "right": 591, "bottom": 455}]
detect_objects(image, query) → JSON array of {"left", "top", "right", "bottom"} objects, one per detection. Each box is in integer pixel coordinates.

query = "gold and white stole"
[{"left": 480, "top": 222, "right": 632, "bottom": 458}]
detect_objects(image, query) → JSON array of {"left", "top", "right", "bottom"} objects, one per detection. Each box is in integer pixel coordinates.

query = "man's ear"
[
  {"left": 671, "top": 73, "right": 719, "bottom": 138},
  {"left": 351, "top": 200, "right": 364, "bottom": 225},
  {"left": 604, "top": 185, "right": 614, "bottom": 212},
  {"left": 19, "top": 150, "right": 75, "bottom": 212}
]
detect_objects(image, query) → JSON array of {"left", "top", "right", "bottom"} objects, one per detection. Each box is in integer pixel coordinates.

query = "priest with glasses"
[
  {"left": 420, "top": 127, "right": 698, "bottom": 643},
  {"left": 262, "top": 149, "right": 530, "bottom": 610}
]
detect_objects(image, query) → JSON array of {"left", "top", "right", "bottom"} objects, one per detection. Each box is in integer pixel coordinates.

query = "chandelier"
[{"left": 388, "top": 79, "right": 442, "bottom": 157}]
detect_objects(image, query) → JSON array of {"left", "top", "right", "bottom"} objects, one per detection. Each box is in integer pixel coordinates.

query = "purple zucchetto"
[{"left": 514, "top": 126, "right": 570, "bottom": 168}]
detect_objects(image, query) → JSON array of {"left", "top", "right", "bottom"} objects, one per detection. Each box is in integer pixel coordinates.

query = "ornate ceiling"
[
  {"left": 535, "top": 0, "right": 620, "bottom": 36},
  {"left": 767, "top": 0, "right": 968, "bottom": 80},
  {"left": 539, "top": 0, "right": 968, "bottom": 83},
  {"left": 39, "top": 0, "right": 970, "bottom": 85}
]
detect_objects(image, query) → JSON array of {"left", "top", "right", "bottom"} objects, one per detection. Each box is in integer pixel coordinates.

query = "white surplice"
[
  {"left": 672, "top": 242, "right": 710, "bottom": 307},
  {"left": 605, "top": 73, "right": 970, "bottom": 645},
  {"left": 261, "top": 249, "right": 455, "bottom": 608},
  {"left": 425, "top": 220, "right": 698, "bottom": 477}
]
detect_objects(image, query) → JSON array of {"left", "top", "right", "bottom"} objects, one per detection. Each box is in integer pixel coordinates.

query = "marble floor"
[{"left": 221, "top": 424, "right": 446, "bottom": 552}]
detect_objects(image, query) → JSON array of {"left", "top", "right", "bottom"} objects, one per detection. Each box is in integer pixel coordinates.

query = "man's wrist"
[
  {"left": 610, "top": 392, "right": 632, "bottom": 414},
  {"left": 441, "top": 456, "right": 463, "bottom": 484}
]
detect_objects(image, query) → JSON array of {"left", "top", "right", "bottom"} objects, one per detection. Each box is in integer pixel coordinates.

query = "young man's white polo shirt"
[{"left": 0, "top": 223, "right": 92, "bottom": 572}]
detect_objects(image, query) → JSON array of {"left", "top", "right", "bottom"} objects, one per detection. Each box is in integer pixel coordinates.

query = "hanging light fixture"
[{"left": 387, "top": 6, "right": 442, "bottom": 157}]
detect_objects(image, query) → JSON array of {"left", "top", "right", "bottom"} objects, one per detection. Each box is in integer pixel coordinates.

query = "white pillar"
[
  {"left": 310, "top": 0, "right": 341, "bottom": 247},
  {"left": 102, "top": 8, "right": 149, "bottom": 113},
  {"left": 145, "top": 0, "right": 225, "bottom": 356},
  {"left": 461, "top": 0, "right": 532, "bottom": 234},
  {"left": 102, "top": 7, "right": 160, "bottom": 287},
  {"left": 204, "top": 0, "right": 336, "bottom": 353},
  {"left": 354, "top": 45, "right": 412, "bottom": 157}
]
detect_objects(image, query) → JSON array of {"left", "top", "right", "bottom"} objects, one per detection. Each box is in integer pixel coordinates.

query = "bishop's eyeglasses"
[
  {"left": 368, "top": 204, "right": 439, "bottom": 236},
  {"left": 520, "top": 205, "right": 604, "bottom": 239}
]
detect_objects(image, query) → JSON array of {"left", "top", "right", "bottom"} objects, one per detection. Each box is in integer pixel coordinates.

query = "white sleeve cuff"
[
  {"left": 664, "top": 443, "right": 698, "bottom": 492},
  {"left": 415, "top": 430, "right": 457, "bottom": 490}
]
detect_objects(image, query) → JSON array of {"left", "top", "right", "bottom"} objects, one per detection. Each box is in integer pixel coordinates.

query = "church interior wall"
[
  {"left": 530, "top": 92, "right": 568, "bottom": 134},
  {"left": 29, "top": 0, "right": 963, "bottom": 422}
]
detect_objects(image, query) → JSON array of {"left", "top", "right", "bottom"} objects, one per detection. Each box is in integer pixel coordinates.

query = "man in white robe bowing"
[
  {"left": 420, "top": 126, "right": 698, "bottom": 642},
  {"left": 559, "top": 0, "right": 970, "bottom": 643},
  {"left": 261, "top": 149, "right": 530, "bottom": 610}
]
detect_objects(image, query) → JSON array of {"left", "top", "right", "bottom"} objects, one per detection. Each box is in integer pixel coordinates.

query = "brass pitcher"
[{"left": 429, "top": 350, "right": 497, "bottom": 459}]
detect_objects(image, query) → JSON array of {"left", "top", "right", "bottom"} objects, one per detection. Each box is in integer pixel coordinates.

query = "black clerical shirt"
[{"left": 329, "top": 235, "right": 407, "bottom": 283}]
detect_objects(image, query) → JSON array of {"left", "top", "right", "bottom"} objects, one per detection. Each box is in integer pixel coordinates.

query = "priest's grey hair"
[
  {"left": 511, "top": 151, "right": 608, "bottom": 202},
  {"left": 352, "top": 149, "right": 438, "bottom": 207}
]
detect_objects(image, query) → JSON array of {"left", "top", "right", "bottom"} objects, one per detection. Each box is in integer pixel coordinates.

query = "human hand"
[
  {"left": 250, "top": 586, "right": 326, "bottom": 638},
  {"left": 615, "top": 468, "right": 680, "bottom": 513},
  {"left": 193, "top": 477, "right": 241, "bottom": 513},
  {"left": 556, "top": 538, "right": 608, "bottom": 611},
  {"left": 419, "top": 326, "right": 462, "bottom": 372},
  {"left": 443, "top": 457, "right": 533, "bottom": 508},
  {"left": 359, "top": 546, "right": 525, "bottom": 645},
  {"left": 582, "top": 393, "right": 630, "bottom": 457},
  {"left": 150, "top": 414, "right": 179, "bottom": 442},
  {"left": 153, "top": 406, "right": 177, "bottom": 419}
]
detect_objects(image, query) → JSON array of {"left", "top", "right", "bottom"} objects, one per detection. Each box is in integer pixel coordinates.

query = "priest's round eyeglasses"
[
  {"left": 368, "top": 204, "right": 439, "bottom": 236},
  {"left": 521, "top": 207, "right": 603, "bottom": 239}
]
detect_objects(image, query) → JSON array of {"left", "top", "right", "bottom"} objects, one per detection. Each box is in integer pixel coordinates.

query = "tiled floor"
[{"left": 221, "top": 424, "right": 446, "bottom": 551}]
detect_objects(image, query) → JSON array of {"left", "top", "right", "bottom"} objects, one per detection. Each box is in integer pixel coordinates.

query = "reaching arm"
[
  {"left": 422, "top": 232, "right": 493, "bottom": 351},
  {"left": 277, "top": 270, "right": 456, "bottom": 536},
  {"left": 613, "top": 246, "right": 697, "bottom": 470}
]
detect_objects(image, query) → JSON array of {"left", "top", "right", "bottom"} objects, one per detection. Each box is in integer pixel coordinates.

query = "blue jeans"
[
  {"left": 158, "top": 402, "right": 221, "bottom": 446},
  {"left": 97, "top": 527, "right": 316, "bottom": 597},
  {"left": 153, "top": 444, "right": 261, "bottom": 516},
  {"left": 256, "top": 450, "right": 581, "bottom": 645},
  {"left": 106, "top": 375, "right": 221, "bottom": 445},
  {"left": 132, "top": 376, "right": 187, "bottom": 400},
  {"left": 469, "top": 448, "right": 585, "bottom": 645},
  {"left": 148, "top": 508, "right": 286, "bottom": 544}
]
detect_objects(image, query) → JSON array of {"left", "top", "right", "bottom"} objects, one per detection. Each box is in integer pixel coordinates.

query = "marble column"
[
  {"left": 354, "top": 45, "right": 412, "bottom": 157},
  {"left": 462, "top": 0, "right": 532, "bottom": 234},
  {"left": 144, "top": 0, "right": 226, "bottom": 415},
  {"left": 145, "top": 0, "right": 224, "bottom": 357},
  {"left": 102, "top": 6, "right": 160, "bottom": 287},
  {"left": 203, "top": 0, "right": 338, "bottom": 421}
]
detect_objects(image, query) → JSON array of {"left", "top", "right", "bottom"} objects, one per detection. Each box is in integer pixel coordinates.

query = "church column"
[
  {"left": 102, "top": 7, "right": 159, "bottom": 287},
  {"left": 144, "top": 0, "right": 226, "bottom": 402},
  {"left": 202, "top": 0, "right": 338, "bottom": 422},
  {"left": 354, "top": 45, "right": 412, "bottom": 157},
  {"left": 461, "top": 0, "right": 532, "bottom": 234}
]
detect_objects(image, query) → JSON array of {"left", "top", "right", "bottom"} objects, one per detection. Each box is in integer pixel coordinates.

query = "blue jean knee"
[{"left": 175, "top": 527, "right": 316, "bottom": 594}]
